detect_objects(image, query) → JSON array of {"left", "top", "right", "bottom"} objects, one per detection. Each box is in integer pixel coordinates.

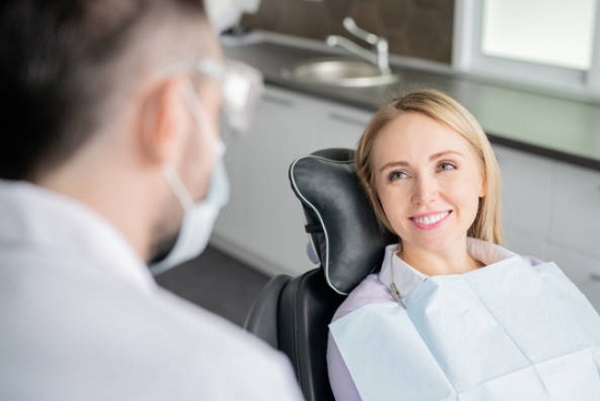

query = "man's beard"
[
  {"left": 147, "top": 204, "right": 184, "bottom": 267},
  {"left": 148, "top": 230, "right": 180, "bottom": 266}
]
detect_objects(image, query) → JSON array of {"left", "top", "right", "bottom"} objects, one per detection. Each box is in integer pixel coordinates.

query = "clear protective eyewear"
[{"left": 164, "top": 58, "right": 265, "bottom": 136}]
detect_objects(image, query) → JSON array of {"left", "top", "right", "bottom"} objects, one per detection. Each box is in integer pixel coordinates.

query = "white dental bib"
[{"left": 329, "top": 248, "right": 600, "bottom": 401}]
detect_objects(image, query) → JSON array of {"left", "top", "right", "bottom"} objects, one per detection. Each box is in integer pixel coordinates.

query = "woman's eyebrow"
[
  {"left": 378, "top": 160, "right": 409, "bottom": 173},
  {"left": 429, "top": 150, "right": 465, "bottom": 161}
]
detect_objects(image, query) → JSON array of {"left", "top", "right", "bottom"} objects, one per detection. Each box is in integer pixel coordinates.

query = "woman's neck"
[{"left": 399, "top": 240, "right": 483, "bottom": 276}]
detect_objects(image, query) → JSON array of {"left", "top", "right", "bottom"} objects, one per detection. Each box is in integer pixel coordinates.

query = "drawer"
[
  {"left": 544, "top": 242, "right": 600, "bottom": 288},
  {"left": 578, "top": 280, "right": 600, "bottom": 313}
]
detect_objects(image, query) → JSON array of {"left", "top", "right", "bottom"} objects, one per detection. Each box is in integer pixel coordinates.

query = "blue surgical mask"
[{"left": 149, "top": 84, "right": 230, "bottom": 275}]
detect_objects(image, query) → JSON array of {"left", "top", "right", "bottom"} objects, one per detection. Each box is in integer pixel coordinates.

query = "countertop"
[{"left": 223, "top": 33, "right": 600, "bottom": 172}]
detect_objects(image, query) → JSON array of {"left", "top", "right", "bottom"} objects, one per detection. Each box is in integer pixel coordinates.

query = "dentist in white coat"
[{"left": 0, "top": 0, "right": 304, "bottom": 400}]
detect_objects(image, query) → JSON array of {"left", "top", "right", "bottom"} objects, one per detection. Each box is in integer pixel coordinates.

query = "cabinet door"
[
  {"left": 548, "top": 162, "right": 600, "bottom": 260},
  {"left": 316, "top": 104, "right": 373, "bottom": 150},
  {"left": 214, "top": 122, "right": 254, "bottom": 252},
  {"left": 544, "top": 242, "right": 600, "bottom": 289},
  {"left": 579, "top": 278, "right": 600, "bottom": 313},
  {"left": 492, "top": 144, "right": 555, "bottom": 244},
  {"left": 245, "top": 88, "right": 323, "bottom": 275},
  {"left": 214, "top": 87, "right": 324, "bottom": 275}
]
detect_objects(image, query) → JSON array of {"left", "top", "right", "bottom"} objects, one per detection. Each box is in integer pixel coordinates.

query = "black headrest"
[{"left": 288, "top": 148, "right": 396, "bottom": 295}]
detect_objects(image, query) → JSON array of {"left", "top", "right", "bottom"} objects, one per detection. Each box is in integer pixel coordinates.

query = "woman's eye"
[
  {"left": 438, "top": 161, "right": 457, "bottom": 171},
  {"left": 388, "top": 170, "right": 408, "bottom": 182}
]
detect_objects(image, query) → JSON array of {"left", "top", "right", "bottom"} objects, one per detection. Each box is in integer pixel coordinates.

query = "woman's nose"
[{"left": 412, "top": 175, "right": 438, "bottom": 205}]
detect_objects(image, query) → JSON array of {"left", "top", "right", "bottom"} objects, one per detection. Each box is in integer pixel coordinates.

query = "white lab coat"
[{"left": 0, "top": 179, "right": 304, "bottom": 401}]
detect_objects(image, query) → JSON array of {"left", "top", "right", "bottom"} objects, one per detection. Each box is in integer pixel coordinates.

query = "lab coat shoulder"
[
  {"left": 150, "top": 287, "right": 305, "bottom": 401},
  {"left": 0, "top": 251, "right": 304, "bottom": 401}
]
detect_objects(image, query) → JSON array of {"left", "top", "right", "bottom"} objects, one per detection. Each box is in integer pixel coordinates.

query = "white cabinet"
[{"left": 212, "top": 86, "right": 372, "bottom": 276}]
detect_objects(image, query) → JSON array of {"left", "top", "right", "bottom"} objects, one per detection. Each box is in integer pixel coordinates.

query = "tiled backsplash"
[{"left": 241, "top": 0, "right": 455, "bottom": 64}]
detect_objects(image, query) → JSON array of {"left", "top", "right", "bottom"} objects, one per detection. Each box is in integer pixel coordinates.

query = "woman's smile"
[{"left": 410, "top": 210, "right": 452, "bottom": 230}]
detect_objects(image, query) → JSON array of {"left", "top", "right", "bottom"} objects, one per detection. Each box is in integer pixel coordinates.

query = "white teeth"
[{"left": 413, "top": 212, "right": 449, "bottom": 225}]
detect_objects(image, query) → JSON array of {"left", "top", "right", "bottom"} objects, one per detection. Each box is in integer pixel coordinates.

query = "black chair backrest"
[
  {"left": 289, "top": 148, "right": 396, "bottom": 295},
  {"left": 245, "top": 148, "right": 395, "bottom": 401}
]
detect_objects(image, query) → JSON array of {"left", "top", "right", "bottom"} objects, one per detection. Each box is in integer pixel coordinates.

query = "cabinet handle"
[
  {"left": 327, "top": 112, "right": 370, "bottom": 128},
  {"left": 262, "top": 94, "right": 294, "bottom": 108}
]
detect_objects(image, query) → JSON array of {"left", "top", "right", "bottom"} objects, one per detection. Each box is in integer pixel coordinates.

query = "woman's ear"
[
  {"left": 136, "top": 76, "right": 187, "bottom": 167},
  {"left": 479, "top": 168, "right": 487, "bottom": 198},
  {"left": 479, "top": 181, "right": 486, "bottom": 198}
]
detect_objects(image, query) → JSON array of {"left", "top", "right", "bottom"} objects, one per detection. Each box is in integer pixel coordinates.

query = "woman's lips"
[{"left": 410, "top": 211, "right": 451, "bottom": 230}]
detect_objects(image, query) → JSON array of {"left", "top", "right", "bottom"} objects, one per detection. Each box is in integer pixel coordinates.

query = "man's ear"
[{"left": 136, "top": 76, "right": 187, "bottom": 167}]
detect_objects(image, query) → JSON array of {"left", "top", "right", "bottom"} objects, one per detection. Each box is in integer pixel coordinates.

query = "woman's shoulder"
[
  {"left": 331, "top": 273, "right": 394, "bottom": 322},
  {"left": 468, "top": 238, "right": 548, "bottom": 268}
]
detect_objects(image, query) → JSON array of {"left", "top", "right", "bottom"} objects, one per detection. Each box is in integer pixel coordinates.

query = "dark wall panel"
[{"left": 242, "top": 0, "right": 455, "bottom": 64}]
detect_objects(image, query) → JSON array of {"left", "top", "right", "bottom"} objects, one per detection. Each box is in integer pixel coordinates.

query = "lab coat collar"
[
  {"left": 379, "top": 238, "right": 517, "bottom": 300},
  {"left": 0, "top": 179, "right": 155, "bottom": 293}
]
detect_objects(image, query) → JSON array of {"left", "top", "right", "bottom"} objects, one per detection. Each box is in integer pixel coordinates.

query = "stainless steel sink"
[{"left": 281, "top": 59, "right": 399, "bottom": 88}]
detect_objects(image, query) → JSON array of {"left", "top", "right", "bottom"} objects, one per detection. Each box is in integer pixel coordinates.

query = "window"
[{"left": 454, "top": 0, "right": 600, "bottom": 94}]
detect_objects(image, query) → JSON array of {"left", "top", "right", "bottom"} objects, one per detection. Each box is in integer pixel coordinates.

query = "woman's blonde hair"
[{"left": 356, "top": 89, "right": 502, "bottom": 244}]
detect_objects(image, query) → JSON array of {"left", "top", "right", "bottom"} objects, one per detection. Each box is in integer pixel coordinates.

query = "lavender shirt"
[{"left": 326, "top": 239, "right": 537, "bottom": 401}]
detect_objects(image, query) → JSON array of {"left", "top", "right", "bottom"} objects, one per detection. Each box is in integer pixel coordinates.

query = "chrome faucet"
[{"left": 326, "top": 18, "right": 391, "bottom": 75}]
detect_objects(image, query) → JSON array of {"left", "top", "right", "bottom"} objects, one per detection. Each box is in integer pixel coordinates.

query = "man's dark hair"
[{"left": 0, "top": 0, "right": 205, "bottom": 180}]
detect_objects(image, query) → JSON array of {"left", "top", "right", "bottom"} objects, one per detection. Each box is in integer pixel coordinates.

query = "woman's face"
[{"left": 372, "top": 112, "right": 485, "bottom": 256}]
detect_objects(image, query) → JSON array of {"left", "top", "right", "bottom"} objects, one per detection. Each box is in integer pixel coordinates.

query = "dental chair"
[{"left": 243, "top": 148, "right": 395, "bottom": 401}]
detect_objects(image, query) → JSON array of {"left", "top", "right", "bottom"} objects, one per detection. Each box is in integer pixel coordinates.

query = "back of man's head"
[{"left": 0, "top": 0, "right": 208, "bottom": 181}]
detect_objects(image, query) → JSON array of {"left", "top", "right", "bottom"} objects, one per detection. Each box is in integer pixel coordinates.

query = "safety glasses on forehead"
[{"left": 165, "top": 58, "right": 264, "bottom": 136}]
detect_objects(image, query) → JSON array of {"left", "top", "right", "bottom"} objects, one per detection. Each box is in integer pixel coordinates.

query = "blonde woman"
[{"left": 327, "top": 89, "right": 600, "bottom": 401}]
